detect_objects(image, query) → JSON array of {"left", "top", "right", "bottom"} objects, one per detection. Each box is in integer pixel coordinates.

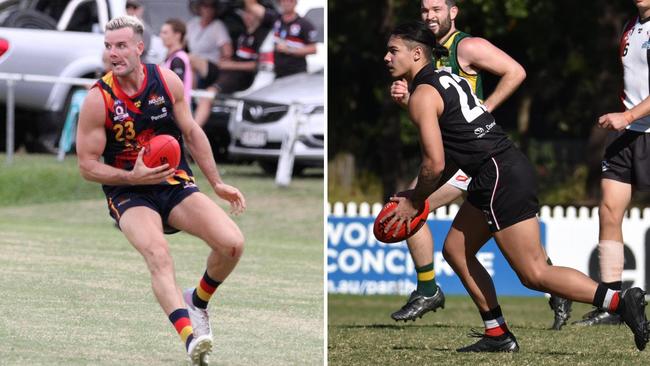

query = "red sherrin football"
[
  {"left": 373, "top": 198, "right": 430, "bottom": 243},
  {"left": 143, "top": 134, "right": 180, "bottom": 169}
]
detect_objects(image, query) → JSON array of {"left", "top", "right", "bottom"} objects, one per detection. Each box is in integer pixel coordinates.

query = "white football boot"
[
  {"left": 187, "top": 334, "right": 212, "bottom": 366},
  {"left": 183, "top": 288, "right": 214, "bottom": 339}
]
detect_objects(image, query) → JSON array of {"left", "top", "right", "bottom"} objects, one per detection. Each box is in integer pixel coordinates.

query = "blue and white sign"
[{"left": 327, "top": 217, "right": 546, "bottom": 296}]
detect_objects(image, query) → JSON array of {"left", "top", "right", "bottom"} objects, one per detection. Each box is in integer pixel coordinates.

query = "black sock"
[{"left": 603, "top": 281, "right": 622, "bottom": 291}]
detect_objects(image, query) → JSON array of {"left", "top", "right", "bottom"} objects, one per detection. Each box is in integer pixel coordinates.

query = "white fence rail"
[{"left": 1, "top": 72, "right": 217, "bottom": 165}]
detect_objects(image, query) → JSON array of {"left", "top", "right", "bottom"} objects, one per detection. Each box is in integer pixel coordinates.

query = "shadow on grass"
[
  {"left": 335, "top": 323, "right": 462, "bottom": 330},
  {"left": 392, "top": 346, "right": 452, "bottom": 351}
]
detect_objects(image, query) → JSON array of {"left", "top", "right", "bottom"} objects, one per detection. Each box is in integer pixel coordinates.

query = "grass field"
[
  {"left": 0, "top": 154, "right": 324, "bottom": 365},
  {"left": 328, "top": 294, "right": 650, "bottom": 365}
]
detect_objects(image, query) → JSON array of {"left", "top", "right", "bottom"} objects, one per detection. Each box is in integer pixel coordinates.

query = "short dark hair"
[
  {"left": 165, "top": 18, "right": 187, "bottom": 42},
  {"left": 390, "top": 21, "right": 437, "bottom": 60},
  {"left": 126, "top": 0, "right": 142, "bottom": 9},
  {"left": 446, "top": 0, "right": 457, "bottom": 7},
  {"left": 390, "top": 21, "right": 449, "bottom": 60}
]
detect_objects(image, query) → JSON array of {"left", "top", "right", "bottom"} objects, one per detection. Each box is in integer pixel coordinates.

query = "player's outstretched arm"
[
  {"left": 161, "top": 67, "right": 246, "bottom": 214},
  {"left": 459, "top": 37, "right": 526, "bottom": 112},
  {"left": 76, "top": 87, "right": 175, "bottom": 185}
]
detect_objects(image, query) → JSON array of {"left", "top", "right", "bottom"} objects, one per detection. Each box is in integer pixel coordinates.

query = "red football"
[
  {"left": 373, "top": 198, "right": 430, "bottom": 243},
  {"left": 143, "top": 134, "right": 180, "bottom": 169}
]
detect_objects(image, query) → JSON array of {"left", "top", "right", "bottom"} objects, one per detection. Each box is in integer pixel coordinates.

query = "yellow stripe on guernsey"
[
  {"left": 417, "top": 270, "right": 435, "bottom": 282},
  {"left": 196, "top": 285, "right": 212, "bottom": 302},
  {"left": 179, "top": 325, "right": 193, "bottom": 343},
  {"left": 101, "top": 72, "right": 114, "bottom": 88},
  {"left": 437, "top": 31, "right": 480, "bottom": 96}
]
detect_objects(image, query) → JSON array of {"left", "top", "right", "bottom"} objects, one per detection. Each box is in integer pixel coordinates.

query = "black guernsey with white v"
[
  {"left": 409, "top": 63, "right": 539, "bottom": 232},
  {"left": 409, "top": 64, "right": 512, "bottom": 177}
]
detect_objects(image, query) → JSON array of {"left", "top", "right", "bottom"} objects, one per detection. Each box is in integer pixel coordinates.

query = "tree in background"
[{"left": 329, "top": 0, "right": 637, "bottom": 205}]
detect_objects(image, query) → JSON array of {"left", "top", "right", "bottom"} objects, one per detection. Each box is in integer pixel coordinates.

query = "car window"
[
  {"left": 65, "top": 0, "right": 98, "bottom": 32},
  {"left": 34, "top": 0, "right": 68, "bottom": 20},
  {"left": 304, "top": 7, "right": 323, "bottom": 43}
]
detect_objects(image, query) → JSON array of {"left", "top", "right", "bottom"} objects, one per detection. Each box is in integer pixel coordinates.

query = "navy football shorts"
[
  {"left": 466, "top": 146, "right": 540, "bottom": 233},
  {"left": 106, "top": 182, "right": 199, "bottom": 234},
  {"left": 602, "top": 130, "right": 650, "bottom": 191}
]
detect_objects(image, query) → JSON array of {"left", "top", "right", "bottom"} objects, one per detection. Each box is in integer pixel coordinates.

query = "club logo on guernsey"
[
  {"left": 601, "top": 160, "right": 610, "bottom": 172},
  {"left": 290, "top": 24, "right": 301, "bottom": 36},
  {"left": 113, "top": 100, "right": 129, "bottom": 122},
  {"left": 148, "top": 94, "right": 165, "bottom": 106},
  {"left": 475, "top": 122, "right": 496, "bottom": 138}
]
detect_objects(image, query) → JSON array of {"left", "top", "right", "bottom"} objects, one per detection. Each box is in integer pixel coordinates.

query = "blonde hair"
[{"left": 105, "top": 15, "right": 144, "bottom": 37}]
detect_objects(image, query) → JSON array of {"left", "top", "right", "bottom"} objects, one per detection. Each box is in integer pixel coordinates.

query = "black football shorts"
[
  {"left": 466, "top": 146, "right": 540, "bottom": 232},
  {"left": 106, "top": 183, "right": 200, "bottom": 234},
  {"left": 601, "top": 130, "right": 650, "bottom": 191}
]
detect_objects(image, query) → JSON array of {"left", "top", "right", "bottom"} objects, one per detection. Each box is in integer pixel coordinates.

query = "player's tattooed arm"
[{"left": 408, "top": 84, "right": 446, "bottom": 205}]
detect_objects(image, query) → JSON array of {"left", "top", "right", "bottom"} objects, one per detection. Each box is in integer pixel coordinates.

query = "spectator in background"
[
  {"left": 125, "top": 0, "right": 152, "bottom": 59},
  {"left": 246, "top": 0, "right": 317, "bottom": 78},
  {"left": 160, "top": 19, "right": 193, "bottom": 108},
  {"left": 187, "top": 0, "right": 233, "bottom": 88},
  {"left": 192, "top": 2, "right": 278, "bottom": 127}
]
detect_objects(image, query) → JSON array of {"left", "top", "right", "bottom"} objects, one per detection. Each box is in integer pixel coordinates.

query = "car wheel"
[{"left": 1, "top": 9, "right": 57, "bottom": 29}]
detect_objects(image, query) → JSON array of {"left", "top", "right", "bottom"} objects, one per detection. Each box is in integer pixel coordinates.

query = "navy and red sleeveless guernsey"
[
  {"left": 408, "top": 64, "right": 512, "bottom": 177},
  {"left": 94, "top": 63, "right": 194, "bottom": 197}
]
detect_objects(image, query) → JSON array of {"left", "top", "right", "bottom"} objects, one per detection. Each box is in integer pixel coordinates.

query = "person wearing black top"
[
  {"left": 246, "top": 0, "right": 317, "bottom": 78},
  {"left": 193, "top": 2, "right": 278, "bottom": 127}
]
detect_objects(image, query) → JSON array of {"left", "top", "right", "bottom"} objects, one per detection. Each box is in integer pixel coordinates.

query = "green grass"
[
  {"left": 329, "top": 294, "right": 650, "bottom": 365},
  {"left": 0, "top": 154, "right": 324, "bottom": 365}
]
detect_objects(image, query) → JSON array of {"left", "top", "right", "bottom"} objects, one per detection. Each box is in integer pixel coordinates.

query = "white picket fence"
[
  {"left": 328, "top": 201, "right": 650, "bottom": 220},
  {"left": 328, "top": 202, "right": 650, "bottom": 290}
]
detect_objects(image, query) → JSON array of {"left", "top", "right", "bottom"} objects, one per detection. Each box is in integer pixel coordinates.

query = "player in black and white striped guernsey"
[{"left": 576, "top": 0, "right": 650, "bottom": 327}]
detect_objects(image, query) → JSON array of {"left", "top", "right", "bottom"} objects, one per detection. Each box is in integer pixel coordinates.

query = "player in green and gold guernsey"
[
  {"left": 77, "top": 15, "right": 245, "bottom": 366},
  {"left": 435, "top": 29, "right": 483, "bottom": 99},
  {"left": 387, "top": 0, "right": 572, "bottom": 332}
]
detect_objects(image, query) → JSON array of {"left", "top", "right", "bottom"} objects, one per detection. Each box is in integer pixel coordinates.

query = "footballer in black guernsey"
[{"left": 408, "top": 64, "right": 512, "bottom": 177}]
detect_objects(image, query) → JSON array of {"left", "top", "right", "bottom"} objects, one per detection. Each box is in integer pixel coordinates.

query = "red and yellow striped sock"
[
  {"left": 192, "top": 270, "right": 222, "bottom": 309},
  {"left": 169, "top": 308, "right": 194, "bottom": 351}
]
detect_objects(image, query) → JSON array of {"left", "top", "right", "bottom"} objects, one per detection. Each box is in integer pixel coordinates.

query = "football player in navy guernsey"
[
  {"left": 77, "top": 15, "right": 246, "bottom": 365},
  {"left": 574, "top": 0, "right": 650, "bottom": 327},
  {"left": 381, "top": 21, "right": 649, "bottom": 352},
  {"left": 387, "top": 0, "right": 572, "bottom": 331}
]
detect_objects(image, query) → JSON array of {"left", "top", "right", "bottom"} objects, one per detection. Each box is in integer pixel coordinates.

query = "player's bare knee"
[
  {"left": 442, "top": 243, "right": 461, "bottom": 266},
  {"left": 229, "top": 231, "right": 245, "bottom": 258},
  {"left": 519, "top": 268, "right": 545, "bottom": 291},
  {"left": 599, "top": 202, "right": 624, "bottom": 225},
  {"left": 143, "top": 245, "right": 173, "bottom": 274},
  {"left": 210, "top": 230, "right": 244, "bottom": 259}
]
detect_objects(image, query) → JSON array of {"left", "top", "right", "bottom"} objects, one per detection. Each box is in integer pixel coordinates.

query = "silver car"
[{"left": 228, "top": 69, "right": 324, "bottom": 175}]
